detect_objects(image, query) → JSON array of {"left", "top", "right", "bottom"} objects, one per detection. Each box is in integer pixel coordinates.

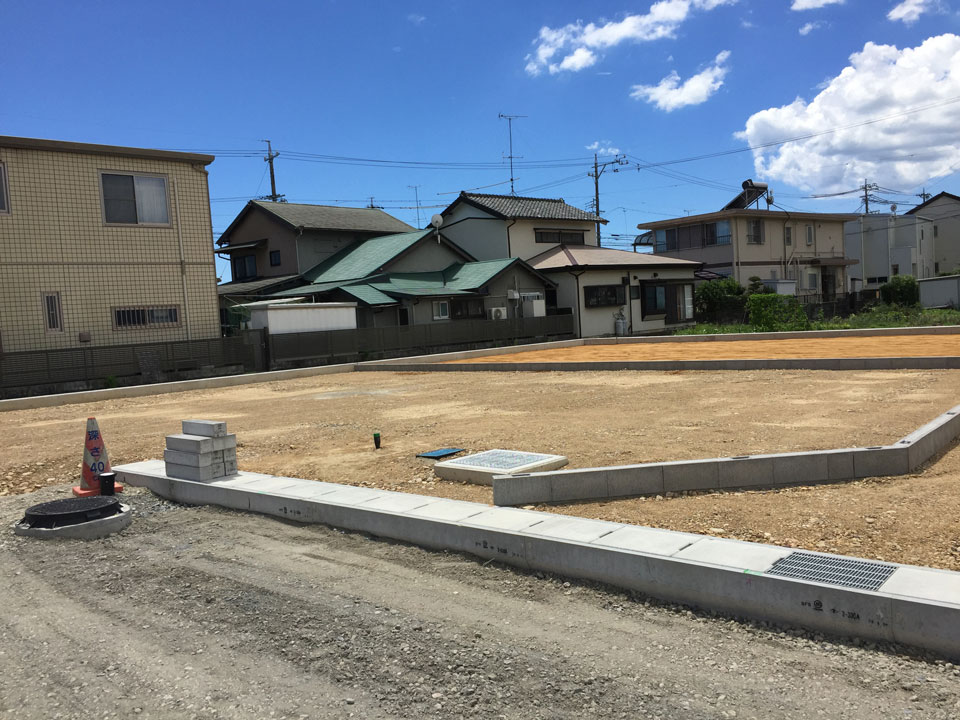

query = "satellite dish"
[
  {"left": 890, "top": 204, "right": 897, "bottom": 214},
  {"left": 430, "top": 214, "right": 444, "bottom": 228}
]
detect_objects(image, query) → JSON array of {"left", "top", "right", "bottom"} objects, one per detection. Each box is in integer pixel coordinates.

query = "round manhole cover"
[{"left": 23, "top": 496, "right": 122, "bottom": 529}]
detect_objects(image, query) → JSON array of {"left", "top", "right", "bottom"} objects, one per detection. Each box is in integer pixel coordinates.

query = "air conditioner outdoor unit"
[
  {"left": 506, "top": 289, "right": 520, "bottom": 300},
  {"left": 487, "top": 307, "right": 508, "bottom": 320}
]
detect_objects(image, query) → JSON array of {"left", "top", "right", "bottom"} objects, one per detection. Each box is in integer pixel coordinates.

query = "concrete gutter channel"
[
  {"left": 492, "top": 404, "right": 960, "bottom": 506},
  {"left": 116, "top": 459, "right": 960, "bottom": 660}
]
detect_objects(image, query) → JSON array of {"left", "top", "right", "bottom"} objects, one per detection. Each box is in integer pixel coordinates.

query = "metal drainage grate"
[{"left": 765, "top": 551, "right": 897, "bottom": 591}]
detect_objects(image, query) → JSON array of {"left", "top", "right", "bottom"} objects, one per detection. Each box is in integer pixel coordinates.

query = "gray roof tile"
[
  {"left": 252, "top": 200, "right": 414, "bottom": 233},
  {"left": 459, "top": 193, "right": 604, "bottom": 223}
]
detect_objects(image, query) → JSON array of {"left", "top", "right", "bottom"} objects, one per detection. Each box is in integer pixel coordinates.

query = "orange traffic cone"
[{"left": 72, "top": 417, "right": 123, "bottom": 497}]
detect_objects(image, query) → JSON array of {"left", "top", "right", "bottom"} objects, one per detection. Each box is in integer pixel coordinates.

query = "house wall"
[
  {"left": 843, "top": 215, "right": 935, "bottom": 289},
  {"left": 219, "top": 211, "right": 298, "bottom": 279},
  {"left": 439, "top": 204, "right": 508, "bottom": 261},
  {"left": 545, "top": 266, "right": 695, "bottom": 338},
  {"left": 906, "top": 197, "right": 960, "bottom": 274},
  {"left": 296, "top": 229, "right": 368, "bottom": 274},
  {"left": 0, "top": 143, "right": 220, "bottom": 352},
  {"left": 507, "top": 218, "right": 599, "bottom": 260}
]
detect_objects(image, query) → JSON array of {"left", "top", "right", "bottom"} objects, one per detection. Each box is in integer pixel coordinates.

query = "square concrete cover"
[
  {"left": 674, "top": 537, "right": 792, "bottom": 572},
  {"left": 522, "top": 516, "right": 622, "bottom": 544},
  {"left": 434, "top": 449, "right": 568, "bottom": 484},
  {"left": 593, "top": 526, "right": 700, "bottom": 557}
]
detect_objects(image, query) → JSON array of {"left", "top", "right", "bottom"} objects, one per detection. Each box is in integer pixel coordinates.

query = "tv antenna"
[
  {"left": 259, "top": 140, "right": 286, "bottom": 202},
  {"left": 498, "top": 113, "right": 526, "bottom": 195}
]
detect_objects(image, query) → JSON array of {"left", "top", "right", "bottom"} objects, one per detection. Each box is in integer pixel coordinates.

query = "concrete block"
[
  {"left": 407, "top": 499, "right": 486, "bottom": 523},
  {"left": 522, "top": 516, "right": 621, "bottom": 544},
  {"left": 165, "top": 433, "right": 237, "bottom": 454},
  {"left": 181, "top": 419, "right": 227, "bottom": 437},
  {"left": 772, "top": 451, "right": 830, "bottom": 486},
  {"left": 852, "top": 446, "right": 910, "bottom": 479},
  {"left": 223, "top": 458, "right": 238, "bottom": 475},
  {"left": 164, "top": 449, "right": 219, "bottom": 467},
  {"left": 662, "top": 459, "right": 719, "bottom": 492},
  {"left": 461, "top": 508, "right": 544, "bottom": 532},
  {"left": 825, "top": 449, "right": 855, "bottom": 480},
  {"left": 606, "top": 464, "right": 664, "bottom": 499},
  {"left": 717, "top": 456, "right": 776, "bottom": 489},
  {"left": 164, "top": 462, "right": 227, "bottom": 482},
  {"left": 360, "top": 493, "right": 439, "bottom": 514},
  {"left": 549, "top": 471, "right": 608, "bottom": 503},
  {"left": 593, "top": 526, "right": 699, "bottom": 557},
  {"left": 673, "top": 537, "right": 791, "bottom": 572},
  {"left": 493, "top": 473, "right": 554, "bottom": 506}
]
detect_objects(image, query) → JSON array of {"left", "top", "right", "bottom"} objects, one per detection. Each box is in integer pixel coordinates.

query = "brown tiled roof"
[
  {"left": 528, "top": 245, "right": 701, "bottom": 270},
  {"left": 457, "top": 192, "right": 605, "bottom": 223}
]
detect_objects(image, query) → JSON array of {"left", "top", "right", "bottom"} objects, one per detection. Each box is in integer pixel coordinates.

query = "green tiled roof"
[
  {"left": 369, "top": 284, "right": 473, "bottom": 297},
  {"left": 269, "top": 280, "right": 344, "bottom": 298},
  {"left": 339, "top": 284, "right": 398, "bottom": 306},
  {"left": 443, "top": 257, "right": 517, "bottom": 290},
  {"left": 302, "top": 230, "right": 432, "bottom": 284}
]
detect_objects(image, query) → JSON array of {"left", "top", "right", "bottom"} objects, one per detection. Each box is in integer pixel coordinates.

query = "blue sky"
[{"left": 3, "top": 0, "right": 960, "bottom": 278}]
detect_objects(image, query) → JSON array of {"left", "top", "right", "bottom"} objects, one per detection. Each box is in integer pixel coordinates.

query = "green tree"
[
  {"left": 746, "top": 275, "right": 773, "bottom": 295},
  {"left": 746, "top": 293, "right": 810, "bottom": 332},
  {"left": 879, "top": 275, "right": 919, "bottom": 306},
  {"left": 694, "top": 277, "right": 746, "bottom": 322}
]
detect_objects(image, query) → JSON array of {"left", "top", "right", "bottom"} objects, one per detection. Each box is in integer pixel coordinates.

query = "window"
[
  {"left": 232, "top": 255, "right": 256, "bottom": 281},
  {"left": 113, "top": 306, "right": 180, "bottom": 329},
  {"left": 934, "top": 225, "right": 939, "bottom": 238},
  {"left": 892, "top": 264, "right": 899, "bottom": 276},
  {"left": 0, "top": 162, "right": 9, "bottom": 214},
  {"left": 642, "top": 284, "right": 666, "bottom": 317},
  {"left": 654, "top": 228, "right": 678, "bottom": 253},
  {"left": 450, "top": 298, "right": 484, "bottom": 319},
  {"left": 535, "top": 229, "right": 586, "bottom": 244},
  {"left": 716, "top": 220, "right": 732, "bottom": 246},
  {"left": 866, "top": 276, "right": 889, "bottom": 285},
  {"left": 785, "top": 227, "right": 792, "bottom": 246},
  {"left": 702, "top": 223, "right": 718, "bottom": 246},
  {"left": 630, "top": 285, "right": 640, "bottom": 300},
  {"left": 432, "top": 300, "right": 450, "bottom": 320},
  {"left": 746, "top": 219, "right": 763, "bottom": 244},
  {"left": 805, "top": 224, "right": 814, "bottom": 246},
  {"left": 807, "top": 271, "right": 818, "bottom": 291},
  {"left": 42, "top": 292, "right": 62, "bottom": 332},
  {"left": 584, "top": 284, "right": 626, "bottom": 307},
  {"left": 270, "top": 250, "right": 281, "bottom": 267},
  {"left": 101, "top": 173, "right": 169, "bottom": 225}
]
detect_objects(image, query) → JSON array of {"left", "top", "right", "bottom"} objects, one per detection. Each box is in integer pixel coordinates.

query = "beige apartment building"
[
  {"left": 0, "top": 136, "right": 221, "bottom": 353},
  {"left": 638, "top": 208, "right": 858, "bottom": 299}
]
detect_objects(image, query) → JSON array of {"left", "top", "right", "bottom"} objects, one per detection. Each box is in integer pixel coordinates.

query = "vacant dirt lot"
[
  {"left": 3, "top": 368, "right": 960, "bottom": 571},
  {"left": 450, "top": 334, "right": 960, "bottom": 362},
  {"left": 2, "top": 486, "right": 959, "bottom": 720}
]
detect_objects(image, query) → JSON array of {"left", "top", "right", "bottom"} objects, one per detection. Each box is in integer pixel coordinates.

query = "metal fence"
[
  {"left": 267, "top": 315, "right": 575, "bottom": 368},
  {"left": 0, "top": 333, "right": 266, "bottom": 397}
]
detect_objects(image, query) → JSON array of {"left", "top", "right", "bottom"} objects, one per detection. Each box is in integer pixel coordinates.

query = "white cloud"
[
  {"left": 407, "top": 13, "right": 426, "bottom": 25},
  {"left": 799, "top": 21, "right": 823, "bottom": 35},
  {"left": 630, "top": 50, "right": 731, "bottom": 111},
  {"left": 887, "top": 0, "right": 934, "bottom": 24},
  {"left": 738, "top": 34, "right": 960, "bottom": 192},
  {"left": 586, "top": 140, "right": 621, "bottom": 156},
  {"left": 524, "top": 0, "right": 735, "bottom": 76},
  {"left": 790, "top": 0, "right": 843, "bottom": 9}
]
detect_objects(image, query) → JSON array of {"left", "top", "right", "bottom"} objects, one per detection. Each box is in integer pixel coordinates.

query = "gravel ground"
[
  {"left": 2, "top": 369, "right": 960, "bottom": 569},
  {"left": 2, "top": 485, "right": 960, "bottom": 720}
]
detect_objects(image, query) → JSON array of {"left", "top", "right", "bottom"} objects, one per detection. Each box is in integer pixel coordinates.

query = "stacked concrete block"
[{"left": 164, "top": 419, "right": 238, "bottom": 481}]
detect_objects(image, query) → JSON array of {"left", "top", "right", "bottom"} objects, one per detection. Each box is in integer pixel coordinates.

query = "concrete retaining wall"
[
  {"left": 116, "top": 460, "right": 960, "bottom": 660},
  {"left": 492, "top": 405, "right": 960, "bottom": 506}
]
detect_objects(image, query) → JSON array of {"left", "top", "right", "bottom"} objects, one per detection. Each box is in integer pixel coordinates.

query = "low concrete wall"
[
  {"left": 361, "top": 357, "right": 960, "bottom": 373},
  {"left": 117, "top": 460, "right": 960, "bottom": 660},
  {"left": 492, "top": 405, "right": 960, "bottom": 506},
  {"left": 0, "top": 362, "right": 357, "bottom": 412}
]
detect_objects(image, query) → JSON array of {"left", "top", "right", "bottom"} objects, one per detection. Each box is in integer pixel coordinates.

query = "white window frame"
[
  {"left": 432, "top": 300, "right": 450, "bottom": 320},
  {"left": 805, "top": 224, "right": 815, "bottom": 246},
  {"left": 0, "top": 162, "right": 9, "bottom": 215},
  {"left": 99, "top": 171, "right": 171, "bottom": 227},
  {"left": 42, "top": 291, "right": 63, "bottom": 333}
]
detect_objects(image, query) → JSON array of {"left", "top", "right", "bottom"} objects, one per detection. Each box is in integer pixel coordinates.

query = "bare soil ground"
[
  {"left": 2, "top": 486, "right": 959, "bottom": 720},
  {"left": 2, "top": 368, "right": 960, "bottom": 570},
  {"left": 449, "top": 334, "right": 960, "bottom": 362}
]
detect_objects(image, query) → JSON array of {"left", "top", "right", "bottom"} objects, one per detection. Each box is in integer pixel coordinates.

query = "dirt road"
[{"left": 2, "top": 486, "right": 959, "bottom": 720}]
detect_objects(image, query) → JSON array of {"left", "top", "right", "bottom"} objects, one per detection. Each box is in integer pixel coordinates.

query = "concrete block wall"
[{"left": 492, "top": 404, "right": 960, "bottom": 506}]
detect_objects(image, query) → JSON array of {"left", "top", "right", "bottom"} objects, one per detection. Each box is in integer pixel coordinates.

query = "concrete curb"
[
  {"left": 0, "top": 362, "right": 357, "bottom": 412},
  {"left": 491, "top": 405, "right": 960, "bottom": 506},
  {"left": 115, "top": 461, "right": 960, "bottom": 660},
  {"left": 358, "top": 357, "right": 960, "bottom": 373}
]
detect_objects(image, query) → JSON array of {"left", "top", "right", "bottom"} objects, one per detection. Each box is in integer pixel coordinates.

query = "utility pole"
[
  {"left": 589, "top": 153, "right": 628, "bottom": 247},
  {"left": 860, "top": 178, "right": 878, "bottom": 215},
  {"left": 260, "top": 140, "right": 285, "bottom": 202},
  {"left": 918, "top": 187, "right": 932, "bottom": 203},
  {"left": 366, "top": 196, "right": 382, "bottom": 209},
  {"left": 409, "top": 184, "right": 422, "bottom": 227},
  {"left": 498, "top": 113, "right": 526, "bottom": 195}
]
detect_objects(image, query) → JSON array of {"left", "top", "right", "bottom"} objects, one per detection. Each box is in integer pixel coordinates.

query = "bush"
[
  {"left": 746, "top": 276, "right": 774, "bottom": 295},
  {"left": 746, "top": 293, "right": 809, "bottom": 332},
  {"left": 879, "top": 275, "right": 919, "bottom": 306},
  {"left": 694, "top": 277, "right": 746, "bottom": 323}
]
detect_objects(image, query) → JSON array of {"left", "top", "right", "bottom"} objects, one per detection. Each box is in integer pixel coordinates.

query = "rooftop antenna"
[
  {"left": 498, "top": 113, "right": 526, "bottom": 195},
  {"left": 409, "top": 184, "right": 422, "bottom": 227},
  {"left": 259, "top": 140, "right": 285, "bottom": 202}
]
